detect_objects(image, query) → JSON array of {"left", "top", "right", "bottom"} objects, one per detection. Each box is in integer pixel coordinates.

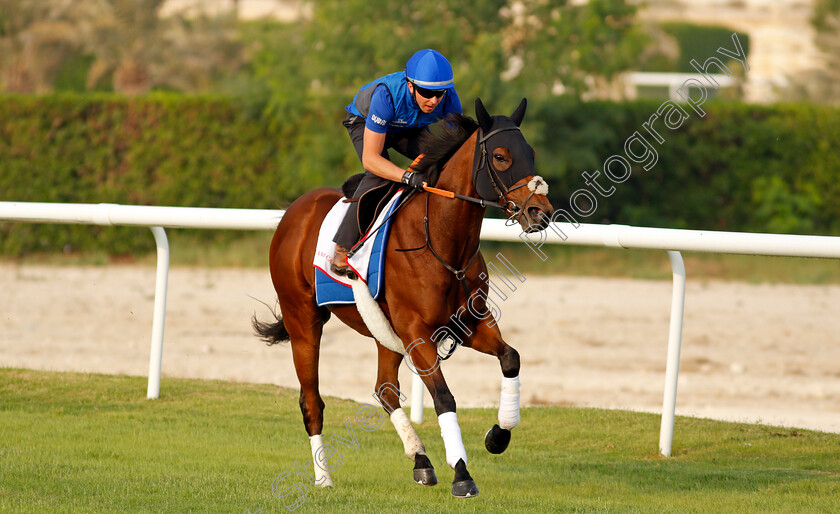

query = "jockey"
[{"left": 331, "top": 48, "right": 463, "bottom": 276}]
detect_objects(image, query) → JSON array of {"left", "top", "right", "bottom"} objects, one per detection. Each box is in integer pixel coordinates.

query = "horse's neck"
[
  {"left": 434, "top": 131, "right": 478, "bottom": 198},
  {"left": 426, "top": 131, "right": 484, "bottom": 261}
]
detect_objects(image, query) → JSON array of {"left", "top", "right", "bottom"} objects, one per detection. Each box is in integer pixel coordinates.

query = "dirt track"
[{"left": 2, "top": 264, "right": 838, "bottom": 433}]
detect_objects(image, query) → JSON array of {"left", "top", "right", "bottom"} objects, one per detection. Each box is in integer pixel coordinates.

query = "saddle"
[
  {"left": 313, "top": 190, "right": 404, "bottom": 305},
  {"left": 341, "top": 173, "right": 402, "bottom": 245}
]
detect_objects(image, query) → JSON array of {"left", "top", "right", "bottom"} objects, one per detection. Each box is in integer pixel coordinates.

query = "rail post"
[
  {"left": 146, "top": 227, "right": 170, "bottom": 399},
  {"left": 659, "top": 250, "right": 686, "bottom": 456}
]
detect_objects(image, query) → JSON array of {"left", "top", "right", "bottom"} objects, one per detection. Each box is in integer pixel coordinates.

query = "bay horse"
[{"left": 253, "top": 98, "right": 554, "bottom": 498}]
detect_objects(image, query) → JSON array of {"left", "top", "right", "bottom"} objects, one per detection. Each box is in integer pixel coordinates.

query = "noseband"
[{"left": 385, "top": 123, "right": 548, "bottom": 361}]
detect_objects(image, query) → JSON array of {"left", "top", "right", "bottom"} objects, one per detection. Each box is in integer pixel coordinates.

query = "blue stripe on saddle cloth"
[{"left": 314, "top": 191, "right": 402, "bottom": 306}]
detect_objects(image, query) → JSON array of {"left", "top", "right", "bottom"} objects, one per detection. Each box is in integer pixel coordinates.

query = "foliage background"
[
  {"left": 2, "top": 94, "right": 838, "bottom": 255},
  {"left": 1, "top": 0, "right": 838, "bottom": 255}
]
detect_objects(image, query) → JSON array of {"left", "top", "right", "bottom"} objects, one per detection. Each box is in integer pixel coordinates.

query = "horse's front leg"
[
  {"left": 467, "top": 319, "right": 521, "bottom": 454},
  {"left": 372, "top": 343, "right": 438, "bottom": 486},
  {"left": 405, "top": 336, "right": 479, "bottom": 498}
]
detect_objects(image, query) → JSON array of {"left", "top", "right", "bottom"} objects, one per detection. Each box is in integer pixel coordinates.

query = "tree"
[
  {"left": 84, "top": 0, "right": 243, "bottom": 94},
  {"left": 241, "top": 0, "right": 647, "bottom": 194},
  {"left": 0, "top": 0, "right": 243, "bottom": 94},
  {"left": 252, "top": 0, "right": 646, "bottom": 115},
  {"left": 0, "top": 0, "right": 99, "bottom": 92},
  {"left": 784, "top": 0, "right": 840, "bottom": 104},
  {"left": 501, "top": 0, "right": 646, "bottom": 100},
  {"left": 808, "top": 0, "right": 840, "bottom": 103}
]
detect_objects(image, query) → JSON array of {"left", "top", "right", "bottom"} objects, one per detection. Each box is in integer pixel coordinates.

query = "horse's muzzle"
[
  {"left": 524, "top": 206, "right": 551, "bottom": 232},
  {"left": 503, "top": 176, "right": 554, "bottom": 233}
]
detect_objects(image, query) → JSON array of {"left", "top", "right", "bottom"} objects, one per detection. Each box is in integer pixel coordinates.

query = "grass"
[
  {"left": 2, "top": 369, "right": 839, "bottom": 513},
  {"left": 5, "top": 232, "right": 840, "bottom": 285}
]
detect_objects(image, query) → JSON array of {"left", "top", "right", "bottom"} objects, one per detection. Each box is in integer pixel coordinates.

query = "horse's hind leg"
[
  {"left": 372, "top": 344, "right": 438, "bottom": 486},
  {"left": 467, "top": 320, "right": 521, "bottom": 455},
  {"left": 283, "top": 306, "right": 333, "bottom": 487}
]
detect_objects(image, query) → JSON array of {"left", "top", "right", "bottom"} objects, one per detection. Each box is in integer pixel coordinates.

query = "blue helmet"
[{"left": 405, "top": 49, "right": 455, "bottom": 90}]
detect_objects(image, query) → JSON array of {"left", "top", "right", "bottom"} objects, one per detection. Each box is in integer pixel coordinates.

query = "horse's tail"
[
  {"left": 252, "top": 305, "right": 332, "bottom": 346},
  {"left": 252, "top": 311, "right": 290, "bottom": 346}
]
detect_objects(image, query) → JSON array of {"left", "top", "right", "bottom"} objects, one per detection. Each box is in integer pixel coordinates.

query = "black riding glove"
[{"left": 401, "top": 171, "right": 426, "bottom": 190}]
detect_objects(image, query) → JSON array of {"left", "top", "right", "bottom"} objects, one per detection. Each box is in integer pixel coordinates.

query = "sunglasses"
[{"left": 413, "top": 85, "right": 446, "bottom": 99}]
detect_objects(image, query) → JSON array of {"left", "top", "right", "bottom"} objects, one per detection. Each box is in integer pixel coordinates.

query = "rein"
[
  {"left": 395, "top": 126, "right": 534, "bottom": 318},
  {"left": 348, "top": 124, "right": 544, "bottom": 363},
  {"left": 426, "top": 125, "right": 540, "bottom": 226},
  {"left": 395, "top": 193, "right": 481, "bottom": 305},
  {"left": 394, "top": 192, "right": 479, "bottom": 362},
  {"left": 346, "top": 188, "right": 418, "bottom": 258},
  {"left": 423, "top": 186, "right": 507, "bottom": 210}
]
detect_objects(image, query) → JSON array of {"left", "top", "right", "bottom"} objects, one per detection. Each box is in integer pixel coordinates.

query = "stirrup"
[
  {"left": 330, "top": 261, "right": 350, "bottom": 277},
  {"left": 330, "top": 246, "right": 350, "bottom": 276}
]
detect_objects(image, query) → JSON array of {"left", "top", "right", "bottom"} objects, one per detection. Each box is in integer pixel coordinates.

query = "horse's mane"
[{"left": 415, "top": 113, "right": 479, "bottom": 186}]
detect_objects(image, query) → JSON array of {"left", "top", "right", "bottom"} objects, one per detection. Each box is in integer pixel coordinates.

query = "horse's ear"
[
  {"left": 511, "top": 98, "right": 527, "bottom": 127},
  {"left": 475, "top": 98, "right": 492, "bottom": 131}
]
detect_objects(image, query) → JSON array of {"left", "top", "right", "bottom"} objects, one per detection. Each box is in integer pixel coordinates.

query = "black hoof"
[
  {"left": 451, "top": 479, "right": 479, "bottom": 498},
  {"left": 413, "top": 467, "right": 437, "bottom": 486},
  {"left": 413, "top": 453, "right": 437, "bottom": 486},
  {"left": 451, "top": 458, "right": 478, "bottom": 497},
  {"left": 484, "top": 424, "right": 511, "bottom": 454}
]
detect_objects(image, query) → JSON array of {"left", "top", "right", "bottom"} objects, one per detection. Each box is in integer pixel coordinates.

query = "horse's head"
[{"left": 473, "top": 98, "right": 554, "bottom": 233}]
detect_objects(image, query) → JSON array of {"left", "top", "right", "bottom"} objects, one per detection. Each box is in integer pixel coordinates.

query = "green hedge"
[
  {"left": 0, "top": 93, "right": 347, "bottom": 255},
  {"left": 2, "top": 94, "right": 839, "bottom": 255},
  {"left": 526, "top": 97, "right": 840, "bottom": 235}
]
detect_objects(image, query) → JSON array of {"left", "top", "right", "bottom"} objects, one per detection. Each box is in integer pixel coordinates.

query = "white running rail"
[
  {"left": 4, "top": 201, "right": 840, "bottom": 456},
  {"left": 0, "top": 202, "right": 282, "bottom": 401}
]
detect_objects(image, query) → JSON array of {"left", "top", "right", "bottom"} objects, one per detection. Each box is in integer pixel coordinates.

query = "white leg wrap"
[
  {"left": 390, "top": 408, "right": 426, "bottom": 459},
  {"left": 438, "top": 411, "right": 467, "bottom": 469},
  {"left": 498, "top": 375, "right": 521, "bottom": 430},
  {"left": 309, "top": 434, "right": 333, "bottom": 487}
]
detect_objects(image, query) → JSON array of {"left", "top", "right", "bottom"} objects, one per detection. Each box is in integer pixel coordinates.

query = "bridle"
[
  {"left": 393, "top": 125, "right": 547, "bottom": 330},
  {"left": 352, "top": 123, "right": 547, "bottom": 360},
  {"left": 419, "top": 125, "right": 547, "bottom": 224},
  {"left": 472, "top": 125, "right": 545, "bottom": 226}
]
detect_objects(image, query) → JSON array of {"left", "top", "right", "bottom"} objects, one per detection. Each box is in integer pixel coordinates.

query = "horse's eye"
[{"left": 492, "top": 147, "right": 513, "bottom": 171}]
